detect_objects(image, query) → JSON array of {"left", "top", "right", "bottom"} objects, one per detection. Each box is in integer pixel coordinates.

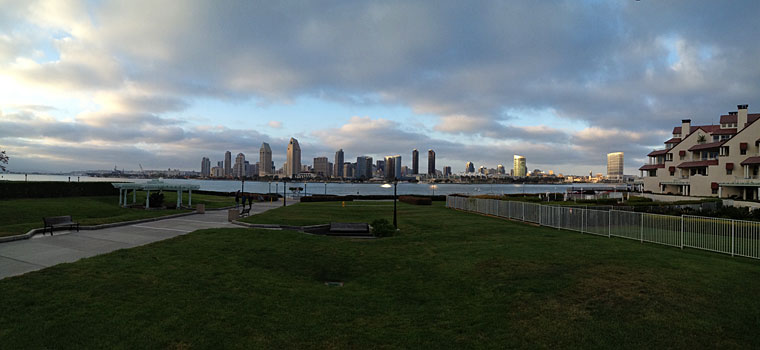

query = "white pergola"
[{"left": 112, "top": 180, "right": 200, "bottom": 209}]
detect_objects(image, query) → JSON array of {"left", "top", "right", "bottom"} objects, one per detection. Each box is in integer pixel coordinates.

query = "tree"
[{"left": 0, "top": 150, "right": 7, "bottom": 172}]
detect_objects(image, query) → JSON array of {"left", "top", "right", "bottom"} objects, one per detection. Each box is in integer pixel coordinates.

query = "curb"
[
  {"left": 229, "top": 221, "right": 375, "bottom": 239},
  {"left": 0, "top": 205, "right": 238, "bottom": 244}
]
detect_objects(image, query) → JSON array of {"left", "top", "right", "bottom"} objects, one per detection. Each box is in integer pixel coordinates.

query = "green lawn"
[
  {"left": 1, "top": 202, "right": 759, "bottom": 348},
  {"left": 0, "top": 193, "right": 234, "bottom": 237}
]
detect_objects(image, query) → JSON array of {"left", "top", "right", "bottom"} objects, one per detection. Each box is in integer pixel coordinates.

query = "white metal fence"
[{"left": 445, "top": 196, "right": 760, "bottom": 260}]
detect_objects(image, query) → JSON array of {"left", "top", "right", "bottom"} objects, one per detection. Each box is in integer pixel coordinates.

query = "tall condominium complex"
[
  {"left": 343, "top": 162, "right": 354, "bottom": 178},
  {"left": 607, "top": 152, "right": 624, "bottom": 180},
  {"left": 285, "top": 137, "right": 301, "bottom": 178},
  {"left": 313, "top": 157, "right": 331, "bottom": 177},
  {"left": 428, "top": 149, "right": 436, "bottom": 176},
  {"left": 233, "top": 153, "right": 246, "bottom": 179},
  {"left": 465, "top": 161, "right": 475, "bottom": 173},
  {"left": 259, "top": 142, "right": 272, "bottom": 176},
  {"left": 355, "top": 156, "right": 373, "bottom": 179},
  {"left": 200, "top": 157, "right": 211, "bottom": 177},
  {"left": 443, "top": 166, "right": 452, "bottom": 177},
  {"left": 513, "top": 155, "right": 527, "bottom": 177},
  {"left": 224, "top": 151, "right": 232, "bottom": 177},
  {"left": 412, "top": 149, "right": 419, "bottom": 175},
  {"left": 497, "top": 164, "right": 505, "bottom": 174},
  {"left": 334, "top": 149, "right": 344, "bottom": 178}
]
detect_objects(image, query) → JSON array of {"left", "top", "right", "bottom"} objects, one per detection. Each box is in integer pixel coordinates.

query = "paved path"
[{"left": 0, "top": 201, "right": 295, "bottom": 280}]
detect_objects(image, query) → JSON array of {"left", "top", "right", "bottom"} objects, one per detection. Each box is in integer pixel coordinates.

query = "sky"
[{"left": 1, "top": 0, "right": 759, "bottom": 175}]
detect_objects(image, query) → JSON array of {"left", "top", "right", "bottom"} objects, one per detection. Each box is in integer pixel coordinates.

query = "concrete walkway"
[{"left": 0, "top": 201, "right": 295, "bottom": 280}]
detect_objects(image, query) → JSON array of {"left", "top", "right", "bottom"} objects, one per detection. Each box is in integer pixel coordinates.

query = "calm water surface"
[{"left": 0, "top": 174, "right": 625, "bottom": 196}]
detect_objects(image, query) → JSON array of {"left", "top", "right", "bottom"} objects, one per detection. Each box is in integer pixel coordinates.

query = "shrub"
[
  {"left": 370, "top": 219, "right": 395, "bottom": 237},
  {"left": 300, "top": 195, "right": 353, "bottom": 203},
  {"left": 149, "top": 192, "right": 164, "bottom": 208},
  {"left": 0, "top": 181, "right": 118, "bottom": 199},
  {"left": 627, "top": 196, "right": 653, "bottom": 203},
  {"left": 399, "top": 196, "right": 432, "bottom": 205}
]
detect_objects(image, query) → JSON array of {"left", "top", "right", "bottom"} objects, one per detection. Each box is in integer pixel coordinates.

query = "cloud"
[{"left": 267, "top": 121, "right": 282, "bottom": 129}]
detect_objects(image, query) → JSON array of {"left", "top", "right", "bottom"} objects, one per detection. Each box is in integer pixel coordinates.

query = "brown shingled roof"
[
  {"left": 647, "top": 149, "right": 670, "bottom": 156},
  {"left": 664, "top": 137, "right": 681, "bottom": 144},
  {"left": 677, "top": 160, "right": 718, "bottom": 168},
  {"left": 639, "top": 164, "right": 665, "bottom": 171},
  {"left": 688, "top": 141, "right": 725, "bottom": 151},
  {"left": 719, "top": 113, "right": 760, "bottom": 125},
  {"left": 740, "top": 157, "right": 760, "bottom": 166}
]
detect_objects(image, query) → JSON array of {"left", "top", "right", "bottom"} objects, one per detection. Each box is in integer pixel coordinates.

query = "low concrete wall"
[{"left": 639, "top": 193, "right": 703, "bottom": 202}]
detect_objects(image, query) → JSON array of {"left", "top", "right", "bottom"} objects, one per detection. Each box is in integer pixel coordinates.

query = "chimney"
[
  {"left": 738, "top": 104, "right": 748, "bottom": 130},
  {"left": 681, "top": 119, "right": 691, "bottom": 136}
]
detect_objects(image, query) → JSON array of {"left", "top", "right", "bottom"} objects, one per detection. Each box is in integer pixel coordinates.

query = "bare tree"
[{"left": 0, "top": 150, "right": 7, "bottom": 172}]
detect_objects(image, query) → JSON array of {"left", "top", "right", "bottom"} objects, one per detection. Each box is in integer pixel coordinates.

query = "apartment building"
[{"left": 640, "top": 104, "right": 760, "bottom": 200}]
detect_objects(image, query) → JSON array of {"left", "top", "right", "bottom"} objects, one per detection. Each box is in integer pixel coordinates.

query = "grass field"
[
  {"left": 1, "top": 201, "right": 759, "bottom": 348},
  {"left": 0, "top": 192, "right": 234, "bottom": 237}
]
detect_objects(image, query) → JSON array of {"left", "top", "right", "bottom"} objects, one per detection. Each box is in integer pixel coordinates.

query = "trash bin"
[
  {"left": 228, "top": 209, "right": 239, "bottom": 221},
  {"left": 196, "top": 204, "right": 205, "bottom": 214}
]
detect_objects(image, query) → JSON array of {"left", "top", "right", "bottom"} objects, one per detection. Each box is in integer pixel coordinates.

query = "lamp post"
[
  {"left": 381, "top": 180, "right": 398, "bottom": 228},
  {"left": 430, "top": 184, "right": 437, "bottom": 196},
  {"left": 324, "top": 181, "right": 328, "bottom": 195}
]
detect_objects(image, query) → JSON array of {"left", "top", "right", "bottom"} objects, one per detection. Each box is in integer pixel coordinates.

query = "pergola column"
[
  {"left": 743, "top": 187, "right": 747, "bottom": 200},
  {"left": 118, "top": 189, "right": 123, "bottom": 206},
  {"left": 177, "top": 190, "right": 181, "bottom": 209},
  {"left": 146, "top": 190, "right": 150, "bottom": 209},
  {"left": 189, "top": 190, "right": 192, "bottom": 206},
  {"left": 133, "top": 189, "right": 136, "bottom": 204},
  {"left": 123, "top": 190, "right": 128, "bottom": 206},
  {"left": 718, "top": 186, "right": 722, "bottom": 198}
]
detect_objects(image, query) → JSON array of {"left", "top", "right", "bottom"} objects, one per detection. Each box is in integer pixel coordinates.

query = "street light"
[
  {"left": 381, "top": 180, "right": 397, "bottom": 228},
  {"left": 430, "top": 184, "right": 437, "bottom": 196}
]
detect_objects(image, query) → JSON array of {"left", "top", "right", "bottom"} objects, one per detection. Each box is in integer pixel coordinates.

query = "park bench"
[
  {"left": 240, "top": 207, "right": 251, "bottom": 217},
  {"left": 42, "top": 215, "right": 80, "bottom": 235}
]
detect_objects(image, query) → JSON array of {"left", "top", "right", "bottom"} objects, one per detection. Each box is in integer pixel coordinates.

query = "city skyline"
[{"left": 1, "top": 1, "right": 760, "bottom": 175}]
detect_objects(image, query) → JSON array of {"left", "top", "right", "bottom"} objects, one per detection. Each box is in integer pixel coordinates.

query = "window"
[
  {"left": 720, "top": 146, "right": 729, "bottom": 156},
  {"left": 741, "top": 148, "right": 747, "bottom": 155},
  {"left": 727, "top": 168, "right": 733, "bottom": 175},
  {"left": 666, "top": 153, "right": 673, "bottom": 161},
  {"left": 712, "top": 188, "right": 718, "bottom": 194}
]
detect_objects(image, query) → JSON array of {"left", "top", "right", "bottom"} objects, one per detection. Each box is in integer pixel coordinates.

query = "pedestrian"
[
  {"left": 241, "top": 194, "right": 247, "bottom": 209},
  {"left": 235, "top": 190, "right": 241, "bottom": 208}
]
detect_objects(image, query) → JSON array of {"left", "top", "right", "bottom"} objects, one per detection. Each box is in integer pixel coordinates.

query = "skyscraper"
[
  {"left": 443, "top": 166, "right": 452, "bottom": 177},
  {"left": 334, "top": 149, "right": 344, "bottom": 178},
  {"left": 394, "top": 155, "right": 402, "bottom": 180},
  {"left": 497, "top": 164, "right": 505, "bottom": 174},
  {"left": 201, "top": 157, "right": 211, "bottom": 177},
  {"left": 224, "top": 151, "right": 232, "bottom": 177},
  {"left": 285, "top": 137, "right": 301, "bottom": 178},
  {"left": 313, "top": 157, "right": 330, "bottom": 177},
  {"left": 607, "top": 152, "right": 624, "bottom": 180},
  {"left": 355, "top": 156, "right": 373, "bottom": 179},
  {"left": 465, "top": 162, "right": 475, "bottom": 173},
  {"left": 233, "top": 153, "right": 246, "bottom": 179},
  {"left": 259, "top": 142, "right": 272, "bottom": 177},
  {"left": 384, "top": 155, "right": 402, "bottom": 180},
  {"left": 427, "top": 149, "right": 436, "bottom": 176},
  {"left": 412, "top": 149, "right": 419, "bottom": 175},
  {"left": 513, "top": 155, "right": 527, "bottom": 177}
]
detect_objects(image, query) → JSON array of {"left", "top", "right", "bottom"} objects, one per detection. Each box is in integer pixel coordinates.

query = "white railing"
[{"left": 445, "top": 196, "right": 760, "bottom": 260}]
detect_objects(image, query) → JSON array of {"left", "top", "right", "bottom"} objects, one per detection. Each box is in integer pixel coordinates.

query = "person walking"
[{"left": 235, "top": 190, "right": 241, "bottom": 209}]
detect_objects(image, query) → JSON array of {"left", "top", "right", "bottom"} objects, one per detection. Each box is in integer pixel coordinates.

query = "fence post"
[
  {"left": 558, "top": 207, "right": 561, "bottom": 229},
  {"left": 731, "top": 219, "right": 735, "bottom": 257},
  {"left": 640, "top": 213, "right": 644, "bottom": 243},
  {"left": 608, "top": 210, "right": 611, "bottom": 238},
  {"left": 522, "top": 202, "right": 525, "bottom": 221},
  {"left": 680, "top": 215, "right": 684, "bottom": 249},
  {"left": 497, "top": 200, "right": 500, "bottom": 217},
  {"left": 539, "top": 204, "right": 542, "bottom": 225}
]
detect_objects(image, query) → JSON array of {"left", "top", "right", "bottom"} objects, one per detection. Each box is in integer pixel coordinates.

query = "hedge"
[
  {"left": 399, "top": 196, "right": 432, "bottom": 205},
  {"left": 0, "top": 181, "right": 119, "bottom": 199},
  {"left": 300, "top": 195, "right": 354, "bottom": 203}
]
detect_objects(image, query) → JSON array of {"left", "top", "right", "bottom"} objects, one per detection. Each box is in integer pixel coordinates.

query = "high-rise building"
[
  {"left": 313, "top": 157, "right": 330, "bottom": 177},
  {"left": 497, "top": 164, "right": 505, "bottom": 174},
  {"left": 427, "top": 149, "right": 436, "bottom": 176},
  {"left": 465, "top": 162, "right": 475, "bottom": 173},
  {"left": 233, "top": 153, "right": 246, "bottom": 179},
  {"left": 354, "top": 156, "right": 373, "bottom": 179},
  {"left": 334, "top": 149, "right": 344, "bottom": 178},
  {"left": 443, "top": 166, "right": 452, "bottom": 177},
  {"left": 478, "top": 166, "right": 487, "bottom": 175},
  {"left": 384, "top": 155, "right": 402, "bottom": 180},
  {"left": 343, "top": 162, "right": 354, "bottom": 178},
  {"left": 259, "top": 142, "right": 272, "bottom": 177},
  {"left": 224, "top": 151, "right": 232, "bottom": 177},
  {"left": 607, "top": 152, "right": 624, "bottom": 180},
  {"left": 513, "top": 155, "right": 527, "bottom": 177},
  {"left": 285, "top": 137, "right": 301, "bottom": 178},
  {"left": 201, "top": 157, "right": 211, "bottom": 177},
  {"left": 217, "top": 161, "right": 223, "bottom": 168},
  {"left": 412, "top": 149, "right": 419, "bottom": 175},
  {"left": 211, "top": 166, "right": 223, "bottom": 177}
]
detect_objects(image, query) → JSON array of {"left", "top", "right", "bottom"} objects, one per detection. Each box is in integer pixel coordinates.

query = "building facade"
[
  {"left": 285, "top": 137, "right": 301, "bottom": 178},
  {"left": 384, "top": 155, "right": 402, "bottom": 180},
  {"left": 334, "top": 149, "right": 344, "bottom": 178},
  {"left": 224, "top": 151, "right": 232, "bottom": 177},
  {"left": 607, "top": 152, "right": 624, "bottom": 181},
  {"left": 233, "top": 153, "right": 245, "bottom": 179},
  {"left": 443, "top": 166, "right": 452, "bottom": 177},
  {"left": 313, "top": 157, "right": 330, "bottom": 177},
  {"left": 513, "top": 155, "right": 527, "bottom": 177},
  {"left": 465, "top": 162, "right": 475, "bottom": 174},
  {"left": 428, "top": 149, "right": 436, "bottom": 176},
  {"left": 640, "top": 104, "right": 760, "bottom": 199},
  {"left": 259, "top": 142, "right": 272, "bottom": 177},
  {"left": 412, "top": 149, "right": 419, "bottom": 175},
  {"left": 201, "top": 157, "right": 211, "bottom": 177}
]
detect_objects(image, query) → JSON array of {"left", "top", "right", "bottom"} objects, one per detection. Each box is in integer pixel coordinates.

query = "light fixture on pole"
[
  {"left": 430, "top": 184, "right": 437, "bottom": 196},
  {"left": 381, "top": 181, "right": 398, "bottom": 228}
]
